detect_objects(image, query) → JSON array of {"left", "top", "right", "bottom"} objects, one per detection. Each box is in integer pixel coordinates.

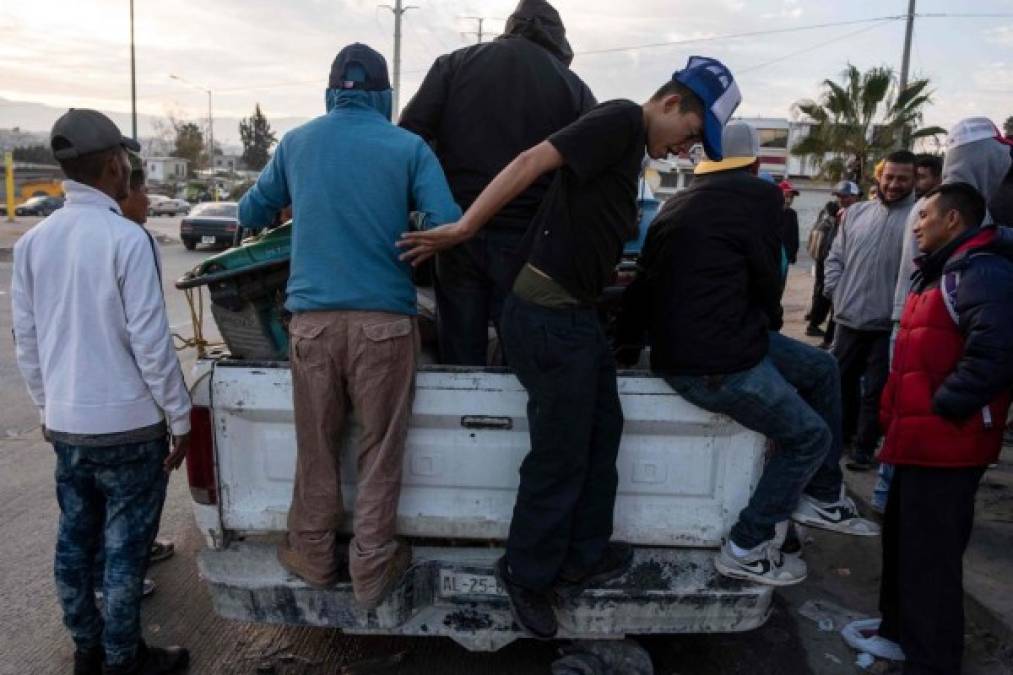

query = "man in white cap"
[{"left": 616, "top": 121, "right": 878, "bottom": 588}]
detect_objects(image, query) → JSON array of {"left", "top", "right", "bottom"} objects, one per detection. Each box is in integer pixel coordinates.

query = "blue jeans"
[
  {"left": 435, "top": 229, "right": 525, "bottom": 366},
  {"left": 54, "top": 439, "right": 168, "bottom": 665},
  {"left": 665, "top": 332, "right": 839, "bottom": 548}
]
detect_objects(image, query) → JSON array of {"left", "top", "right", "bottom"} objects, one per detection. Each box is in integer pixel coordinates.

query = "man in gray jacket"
[
  {"left": 824, "top": 150, "right": 916, "bottom": 470},
  {"left": 872, "top": 118, "right": 1013, "bottom": 509}
]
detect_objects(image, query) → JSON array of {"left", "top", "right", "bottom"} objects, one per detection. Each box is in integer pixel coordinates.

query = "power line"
[
  {"left": 737, "top": 19, "right": 901, "bottom": 75},
  {"left": 572, "top": 15, "right": 910, "bottom": 56}
]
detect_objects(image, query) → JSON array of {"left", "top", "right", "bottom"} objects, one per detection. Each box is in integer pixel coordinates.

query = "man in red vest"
[{"left": 873, "top": 182, "right": 1013, "bottom": 673}]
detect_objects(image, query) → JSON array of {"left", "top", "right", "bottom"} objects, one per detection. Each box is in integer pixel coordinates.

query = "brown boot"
[
  {"left": 277, "top": 535, "right": 344, "bottom": 588},
  {"left": 354, "top": 542, "right": 413, "bottom": 609}
]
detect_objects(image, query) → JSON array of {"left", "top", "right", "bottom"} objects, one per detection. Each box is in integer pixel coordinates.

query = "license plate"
[
  {"left": 438, "top": 569, "right": 505, "bottom": 598},
  {"left": 201, "top": 235, "right": 216, "bottom": 244}
]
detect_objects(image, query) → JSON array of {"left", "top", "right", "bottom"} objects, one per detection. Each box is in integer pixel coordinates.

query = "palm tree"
[{"left": 790, "top": 64, "right": 945, "bottom": 186}]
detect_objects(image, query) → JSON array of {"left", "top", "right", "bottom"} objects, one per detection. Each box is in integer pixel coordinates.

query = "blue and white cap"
[{"left": 673, "top": 56, "right": 742, "bottom": 162}]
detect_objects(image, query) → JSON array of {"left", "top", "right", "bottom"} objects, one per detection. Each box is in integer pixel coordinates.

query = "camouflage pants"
[{"left": 53, "top": 439, "right": 168, "bottom": 666}]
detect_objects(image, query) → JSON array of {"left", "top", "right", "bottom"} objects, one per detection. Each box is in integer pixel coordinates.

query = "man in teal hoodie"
[{"left": 238, "top": 43, "right": 460, "bottom": 609}]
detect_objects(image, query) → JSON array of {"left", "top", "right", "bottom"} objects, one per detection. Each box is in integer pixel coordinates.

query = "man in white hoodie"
[{"left": 11, "top": 109, "right": 190, "bottom": 675}]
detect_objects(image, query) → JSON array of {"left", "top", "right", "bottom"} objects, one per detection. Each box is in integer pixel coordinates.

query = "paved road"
[{"left": 0, "top": 219, "right": 1007, "bottom": 674}]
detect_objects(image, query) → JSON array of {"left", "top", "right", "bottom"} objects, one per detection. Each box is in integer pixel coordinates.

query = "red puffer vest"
[{"left": 879, "top": 230, "right": 1010, "bottom": 467}]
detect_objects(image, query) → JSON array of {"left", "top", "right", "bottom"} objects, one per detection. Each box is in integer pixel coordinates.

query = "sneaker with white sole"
[
  {"left": 714, "top": 538, "right": 807, "bottom": 586},
  {"left": 792, "top": 493, "right": 880, "bottom": 536},
  {"left": 841, "top": 618, "right": 905, "bottom": 661}
]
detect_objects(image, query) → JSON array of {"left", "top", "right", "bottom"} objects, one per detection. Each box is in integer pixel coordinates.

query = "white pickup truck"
[{"left": 185, "top": 353, "right": 772, "bottom": 652}]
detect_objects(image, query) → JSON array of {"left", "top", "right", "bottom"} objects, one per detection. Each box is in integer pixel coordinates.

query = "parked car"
[
  {"left": 180, "top": 202, "right": 239, "bottom": 250},
  {"left": 15, "top": 195, "right": 64, "bottom": 216},
  {"left": 149, "top": 196, "right": 190, "bottom": 217}
]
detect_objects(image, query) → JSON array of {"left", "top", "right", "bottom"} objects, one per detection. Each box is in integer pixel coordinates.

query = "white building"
[
  {"left": 144, "top": 157, "right": 188, "bottom": 182},
  {"left": 213, "top": 154, "right": 243, "bottom": 174}
]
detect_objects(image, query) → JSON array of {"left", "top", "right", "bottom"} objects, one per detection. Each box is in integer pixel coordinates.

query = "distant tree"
[
  {"left": 12, "top": 144, "right": 56, "bottom": 164},
  {"left": 790, "top": 64, "right": 945, "bottom": 186},
  {"left": 239, "top": 104, "right": 277, "bottom": 171},
  {"left": 171, "top": 121, "right": 205, "bottom": 176},
  {"left": 1004, "top": 115, "right": 1013, "bottom": 139}
]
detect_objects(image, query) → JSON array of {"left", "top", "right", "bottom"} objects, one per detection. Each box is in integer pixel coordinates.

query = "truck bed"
[{"left": 207, "top": 361, "right": 767, "bottom": 548}]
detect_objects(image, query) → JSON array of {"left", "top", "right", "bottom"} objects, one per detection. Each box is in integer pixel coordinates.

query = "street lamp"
[{"left": 169, "top": 74, "right": 215, "bottom": 200}]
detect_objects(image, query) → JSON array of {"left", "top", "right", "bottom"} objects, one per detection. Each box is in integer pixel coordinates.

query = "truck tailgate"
[{"left": 211, "top": 364, "right": 765, "bottom": 547}]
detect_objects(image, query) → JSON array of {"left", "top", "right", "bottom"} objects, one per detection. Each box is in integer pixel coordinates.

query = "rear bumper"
[{"left": 198, "top": 542, "right": 773, "bottom": 652}]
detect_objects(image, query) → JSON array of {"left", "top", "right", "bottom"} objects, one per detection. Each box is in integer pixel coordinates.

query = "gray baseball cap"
[{"left": 50, "top": 109, "right": 140, "bottom": 160}]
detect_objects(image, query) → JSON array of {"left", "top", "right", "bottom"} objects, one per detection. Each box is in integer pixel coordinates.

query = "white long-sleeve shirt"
[{"left": 11, "top": 180, "right": 190, "bottom": 437}]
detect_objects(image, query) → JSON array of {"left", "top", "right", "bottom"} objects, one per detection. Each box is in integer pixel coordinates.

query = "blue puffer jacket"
[{"left": 931, "top": 225, "right": 1013, "bottom": 420}]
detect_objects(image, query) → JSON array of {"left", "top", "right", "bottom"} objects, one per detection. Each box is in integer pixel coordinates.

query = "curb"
[{"left": 843, "top": 475, "right": 1013, "bottom": 646}]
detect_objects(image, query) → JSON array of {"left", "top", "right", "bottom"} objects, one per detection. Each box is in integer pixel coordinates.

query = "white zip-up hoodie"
[{"left": 11, "top": 180, "right": 190, "bottom": 437}]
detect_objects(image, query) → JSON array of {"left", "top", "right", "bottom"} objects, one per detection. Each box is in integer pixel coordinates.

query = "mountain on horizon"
[{"left": 0, "top": 96, "right": 310, "bottom": 149}]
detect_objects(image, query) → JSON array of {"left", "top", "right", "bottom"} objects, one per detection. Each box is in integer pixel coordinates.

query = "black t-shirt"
[{"left": 526, "top": 100, "right": 646, "bottom": 303}]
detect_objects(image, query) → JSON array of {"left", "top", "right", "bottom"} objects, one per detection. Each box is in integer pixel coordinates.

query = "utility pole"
[
  {"left": 169, "top": 74, "right": 215, "bottom": 199},
  {"left": 380, "top": 0, "right": 417, "bottom": 117},
  {"left": 461, "top": 16, "right": 485, "bottom": 43},
  {"left": 899, "top": 0, "right": 916, "bottom": 93},
  {"left": 129, "top": 0, "right": 137, "bottom": 140}
]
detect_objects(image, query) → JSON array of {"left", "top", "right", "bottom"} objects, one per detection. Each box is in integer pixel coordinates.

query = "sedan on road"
[
  {"left": 15, "top": 195, "right": 64, "bottom": 216},
  {"left": 180, "top": 202, "right": 239, "bottom": 250},
  {"left": 149, "top": 196, "right": 190, "bottom": 217}
]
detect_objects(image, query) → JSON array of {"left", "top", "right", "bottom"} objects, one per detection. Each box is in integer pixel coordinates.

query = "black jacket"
[
  {"left": 398, "top": 0, "right": 595, "bottom": 231},
  {"left": 916, "top": 226, "right": 1013, "bottom": 420},
  {"left": 616, "top": 170, "right": 784, "bottom": 375}
]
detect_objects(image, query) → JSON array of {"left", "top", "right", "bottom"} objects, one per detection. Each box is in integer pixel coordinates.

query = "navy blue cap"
[
  {"left": 672, "top": 56, "right": 742, "bottom": 162},
  {"left": 328, "top": 43, "right": 391, "bottom": 91}
]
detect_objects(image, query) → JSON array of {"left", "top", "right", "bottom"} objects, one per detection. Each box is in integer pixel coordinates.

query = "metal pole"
[
  {"left": 899, "top": 0, "right": 916, "bottom": 92},
  {"left": 4, "top": 152, "right": 14, "bottom": 223},
  {"left": 208, "top": 89, "right": 215, "bottom": 201},
  {"left": 393, "top": 0, "right": 403, "bottom": 116},
  {"left": 130, "top": 0, "right": 137, "bottom": 140},
  {"left": 477, "top": 17, "right": 484, "bottom": 43},
  {"left": 381, "top": 1, "right": 416, "bottom": 119}
]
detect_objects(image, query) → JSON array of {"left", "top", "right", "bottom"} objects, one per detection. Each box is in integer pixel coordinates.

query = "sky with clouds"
[{"left": 1, "top": 0, "right": 1011, "bottom": 144}]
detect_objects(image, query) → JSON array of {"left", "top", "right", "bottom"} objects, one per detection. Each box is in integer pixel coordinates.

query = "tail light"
[
  {"left": 225, "top": 224, "right": 237, "bottom": 232},
  {"left": 185, "top": 406, "right": 217, "bottom": 505}
]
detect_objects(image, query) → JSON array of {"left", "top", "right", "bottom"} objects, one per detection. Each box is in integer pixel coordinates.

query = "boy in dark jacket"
[
  {"left": 399, "top": 0, "right": 595, "bottom": 365},
  {"left": 872, "top": 182, "right": 1013, "bottom": 673},
  {"left": 616, "top": 121, "right": 878, "bottom": 589},
  {"left": 401, "top": 56, "right": 740, "bottom": 639}
]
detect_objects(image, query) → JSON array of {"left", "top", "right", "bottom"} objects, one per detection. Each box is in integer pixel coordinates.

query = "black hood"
[{"left": 500, "top": 0, "right": 574, "bottom": 66}]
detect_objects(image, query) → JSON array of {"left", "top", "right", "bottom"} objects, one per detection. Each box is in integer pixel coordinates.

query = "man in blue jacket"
[{"left": 238, "top": 43, "right": 461, "bottom": 609}]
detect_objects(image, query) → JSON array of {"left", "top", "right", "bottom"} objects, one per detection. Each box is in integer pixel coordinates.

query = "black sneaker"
[
  {"left": 805, "top": 325, "right": 826, "bottom": 338},
  {"left": 103, "top": 641, "right": 190, "bottom": 675},
  {"left": 494, "top": 556, "right": 558, "bottom": 640},
  {"left": 75, "top": 647, "right": 103, "bottom": 675},
  {"left": 554, "top": 541, "right": 634, "bottom": 601}
]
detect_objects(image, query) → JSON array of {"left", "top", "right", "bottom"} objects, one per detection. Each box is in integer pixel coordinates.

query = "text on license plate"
[
  {"left": 438, "top": 569, "right": 505, "bottom": 598},
  {"left": 201, "top": 235, "right": 216, "bottom": 244}
]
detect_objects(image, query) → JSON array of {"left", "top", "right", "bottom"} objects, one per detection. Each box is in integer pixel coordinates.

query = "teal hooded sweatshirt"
[{"left": 238, "top": 88, "right": 461, "bottom": 314}]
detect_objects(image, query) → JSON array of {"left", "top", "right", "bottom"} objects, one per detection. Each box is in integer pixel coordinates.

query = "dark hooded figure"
[{"left": 400, "top": 0, "right": 596, "bottom": 366}]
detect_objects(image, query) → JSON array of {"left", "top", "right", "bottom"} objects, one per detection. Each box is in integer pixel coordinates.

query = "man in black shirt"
[
  {"left": 400, "top": 0, "right": 594, "bottom": 365},
  {"left": 401, "top": 55, "right": 741, "bottom": 638}
]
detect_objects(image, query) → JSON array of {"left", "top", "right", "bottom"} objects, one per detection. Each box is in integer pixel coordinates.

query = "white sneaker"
[
  {"left": 792, "top": 493, "right": 880, "bottom": 536},
  {"left": 841, "top": 618, "right": 905, "bottom": 661},
  {"left": 714, "top": 538, "right": 807, "bottom": 586}
]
